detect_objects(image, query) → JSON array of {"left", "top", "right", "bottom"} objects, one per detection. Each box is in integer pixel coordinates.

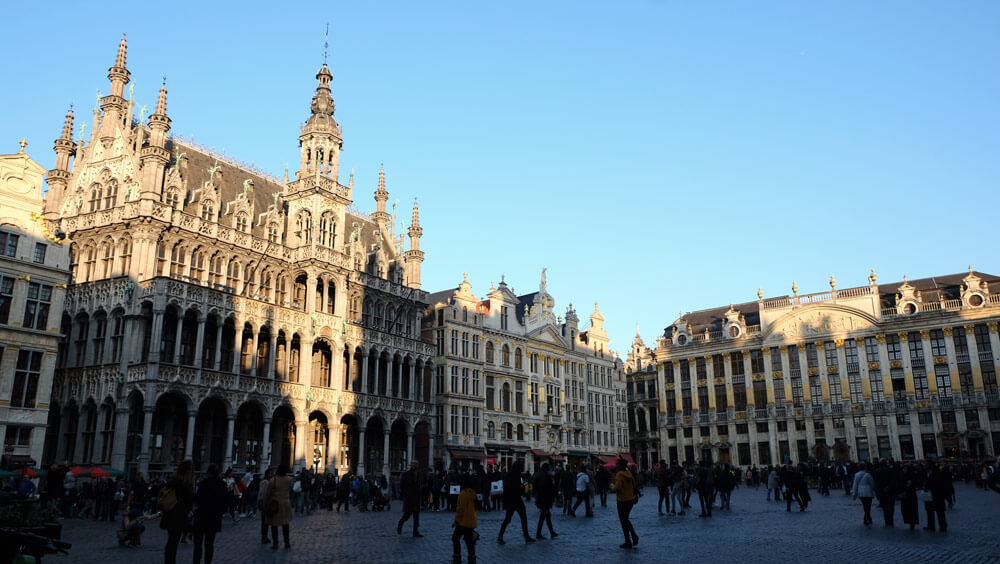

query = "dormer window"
[
  {"left": 677, "top": 334, "right": 687, "bottom": 345},
  {"left": 235, "top": 213, "right": 249, "bottom": 233},
  {"left": 968, "top": 294, "right": 984, "bottom": 307},
  {"left": 201, "top": 201, "right": 215, "bottom": 221},
  {"left": 729, "top": 326, "right": 741, "bottom": 338}
]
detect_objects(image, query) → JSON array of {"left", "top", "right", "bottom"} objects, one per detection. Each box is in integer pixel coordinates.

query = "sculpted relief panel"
[{"left": 765, "top": 306, "right": 876, "bottom": 344}]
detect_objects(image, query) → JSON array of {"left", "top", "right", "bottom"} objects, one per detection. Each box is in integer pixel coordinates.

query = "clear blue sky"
[{"left": 4, "top": 1, "right": 999, "bottom": 354}]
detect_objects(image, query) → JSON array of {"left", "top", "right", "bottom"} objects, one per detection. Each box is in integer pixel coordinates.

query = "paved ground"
[{"left": 45, "top": 483, "right": 1000, "bottom": 564}]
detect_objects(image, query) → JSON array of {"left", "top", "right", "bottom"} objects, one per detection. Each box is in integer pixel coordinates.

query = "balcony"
[
  {"left": 831, "top": 403, "right": 844, "bottom": 415},
  {"left": 980, "top": 351, "right": 994, "bottom": 363},
  {"left": 774, "top": 406, "right": 786, "bottom": 418},
  {"left": 715, "top": 412, "right": 728, "bottom": 423},
  {"left": 699, "top": 413, "right": 712, "bottom": 424},
  {"left": 754, "top": 408, "right": 768, "bottom": 419}
]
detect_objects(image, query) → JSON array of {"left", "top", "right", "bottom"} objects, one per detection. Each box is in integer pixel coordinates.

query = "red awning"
[
  {"left": 621, "top": 453, "right": 635, "bottom": 464},
  {"left": 596, "top": 455, "right": 617, "bottom": 465},
  {"left": 550, "top": 455, "right": 565, "bottom": 461},
  {"left": 531, "top": 449, "right": 549, "bottom": 456}
]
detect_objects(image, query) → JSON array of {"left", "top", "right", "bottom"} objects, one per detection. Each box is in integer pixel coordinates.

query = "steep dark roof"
[
  {"left": 426, "top": 288, "right": 458, "bottom": 307},
  {"left": 166, "top": 139, "right": 393, "bottom": 260},
  {"left": 515, "top": 292, "right": 537, "bottom": 324},
  {"left": 874, "top": 271, "right": 997, "bottom": 306}
]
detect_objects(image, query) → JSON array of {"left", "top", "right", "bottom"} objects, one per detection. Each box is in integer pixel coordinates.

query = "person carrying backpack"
[{"left": 158, "top": 460, "right": 195, "bottom": 564}]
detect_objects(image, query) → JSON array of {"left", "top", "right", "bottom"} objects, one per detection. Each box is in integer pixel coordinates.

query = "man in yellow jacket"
[
  {"left": 611, "top": 457, "right": 640, "bottom": 549},
  {"left": 453, "top": 474, "right": 478, "bottom": 564}
]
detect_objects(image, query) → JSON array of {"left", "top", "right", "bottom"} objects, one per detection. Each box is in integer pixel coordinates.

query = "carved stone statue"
[
  {"left": 242, "top": 179, "right": 253, "bottom": 196},
  {"left": 208, "top": 162, "right": 220, "bottom": 185},
  {"left": 540, "top": 267, "right": 547, "bottom": 291}
]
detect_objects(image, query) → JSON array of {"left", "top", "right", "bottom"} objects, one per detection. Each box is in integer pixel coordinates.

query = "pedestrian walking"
[
  {"left": 570, "top": 464, "right": 593, "bottom": 517},
  {"left": 610, "top": 457, "right": 639, "bottom": 549},
  {"left": 264, "top": 464, "right": 294, "bottom": 549},
  {"left": 899, "top": 465, "right": 920, "bottom": 531},
  {"left": 397, "top": 461, "right": 423, "bottom": 537},
  {"left": 496, "top": 460, "right": 534, "bottom": 545},
  {"left": 257, "top": 468, "right": 273, "bottom": 544},
  {"left": 852, "top": 462, "right": 876, "bottom": 526},
  {"left": 192, "top": 464, "right": 229, "bottom": 564},
  {"left": 452, "top": 474, "right": 479, "bottom": 564},
  {"left": 532, "top": 463, "right": 558, "bottom": 539},
  {"left": 595, "top": 465, "right": 611, "bottom": 508},
  {"left": 922, "top": 460, "right": 951, "bottom": 532},
  {"left": 158, "top": 460, "right": 195, "bottom": 564},
  {"left": 874, "top": 459, "right": 899, "bottom": 527},
  {"left": 655, "top": 460, "right": 671, "bottom": 515},
  {"left": 696, "top": 459, "right": 716, "bottom": 518}
]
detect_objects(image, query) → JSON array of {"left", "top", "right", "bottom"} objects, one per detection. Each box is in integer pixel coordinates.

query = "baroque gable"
[{"left": 762, "top": 304, "right": 877, "bottom": 345}]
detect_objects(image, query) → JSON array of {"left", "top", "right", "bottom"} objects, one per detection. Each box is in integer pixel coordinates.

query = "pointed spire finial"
[
  {"left": 283, "top": 163, "right": 289, "bottom": 184},
  {"left": 115, "top": 33, "right": 127, "bottom": 69},
  {"left": 411, "top": 198, "right": 420, "bottom": 227},
  {"left": 154, "top": 78, "right": 168, "bottom": 116},
  {"left": 60, "top": 106, "right": 75, "bottom": 140}
]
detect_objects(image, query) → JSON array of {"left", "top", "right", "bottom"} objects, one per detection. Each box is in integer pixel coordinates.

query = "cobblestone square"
[{"left": 46, "top": 482, "right": 1000, "bottom": 564}]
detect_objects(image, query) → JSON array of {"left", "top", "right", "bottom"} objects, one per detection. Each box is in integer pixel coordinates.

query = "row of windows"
[
  {"left": 0, "top": 231, "right": 48, "bottom": 264},
  {"left": 0, "top": 275, "right": 52, "bottom": 330}
]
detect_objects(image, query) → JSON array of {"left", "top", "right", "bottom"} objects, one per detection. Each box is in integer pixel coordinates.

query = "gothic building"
[
  {"left": 41, "top": 38, "right": 435, "bottom": 478},
  {"left": 626, "top": 269, "right": 1000, "bottom": 469},
  {"left": 424, "top": 271, "right": 628, "bottom": 471}
]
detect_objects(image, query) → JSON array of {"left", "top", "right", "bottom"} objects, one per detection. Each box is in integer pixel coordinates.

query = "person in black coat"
[
  {"left": 874, "top": 459, "right": 900, "bottom": 527},
  {"left": 192, "top": 464, "right": 229, "bottom": 564},
  {"left": 923, "top": 461, "right": 951, "bottom": 532},
  {"left": 397, "top": 461, "right": 423, "bottom": 537},
  {"left": 532, "top": 463, "right": 558, "bottom": 539},
  {"left": 497, "top": 460, "right": 535, "bottom": 544},
  {"left": 160, "top": 460, "right": 195, "bottom": 564}
]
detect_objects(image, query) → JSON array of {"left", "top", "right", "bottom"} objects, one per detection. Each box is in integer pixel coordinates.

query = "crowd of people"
[{"left": 2, "top": 455, "right": 997, "bottom": 563}]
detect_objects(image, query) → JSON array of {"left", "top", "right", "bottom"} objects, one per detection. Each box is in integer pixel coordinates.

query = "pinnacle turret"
[
  {"left": 297, "top": 63, "right": 342, "bottom": 180},
  {"left": 46, "top": 106, "right": 78, "bottom": 219},
  {"left": 60, "top": 107, "right": 75, "bottom": 141}
]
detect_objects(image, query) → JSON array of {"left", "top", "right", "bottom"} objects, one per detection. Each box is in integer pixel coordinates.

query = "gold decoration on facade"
[
  {"left": 943, "top": 327, "right": 953, "bottom": 337},
  {"left": 808, "top": 367, "right": 819, "bottom": 376},
  {"left": 834, "top": 338, "right": 844, "bottom": 347},
  {"left": 868, "top": 361, "right": 880, "bottom": 370},
  {"left": 772, "top": 371, "right": 783, "bottom": 378},
  {"left": 890, "top": 360, "right": 903, "bottom": 369},
  {"left": 827, "top": 366, "right": 838, "bottom": 374},
  {"left": 876, "top": 334, "right": 886, "bottom": 344},
  {"left": 934, "top": 356, "right": 948, "bottom": 365}
]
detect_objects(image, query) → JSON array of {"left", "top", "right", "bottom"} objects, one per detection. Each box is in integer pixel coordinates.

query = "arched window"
[
  {"left": 100, "top": 240, "right": 113, "bottom": 278},
  {"left": 155, "top": 240, "right": 168, "bottom": 274},
  {"left": 514, "top": 348, "right": 523, "bottom": 370},
  {"left": 375, "top": 301, "right": 384, "bottom": 329},
  {"left": 165, "top": 188, "right": 180, "bottom": 209},
  {"left": 170, "top": 245, "right": 186, "bottom": 277},
  {"left": 501, "top": 382, "right": 511, "bottom": 411},
  {"left": 502, "top": 344, "right": 510, "bottom": 366},
  {"left": 276, "top": 276, "right": 288, "bottom": 305},
  {"left": 319, "top": 212, "right": 336, "bottom": 247},
  {"left": 485, "top": 341, "right": 494, "bottom": 364},
  {"left": 516, "top": 424, "right": 524, "bottom": 441},
  {"left": 89, "top": 183, "right": 102, "bottom": 212},
  {"left": 227, "top": 261, "right": 240, "bottom": 289},
  {"left": 190, "top": 250, "right": 205, "bottom": 281},
  {"left": 103, "top": 180, "right": 118, "bottom": 209},
  {"left": 118, "top": 237, "right": 132, "bottom": 275},
  {"left": 296, "top": 211, "right": 311, "bottom": 245},
  {"left": 385, "top": 305, "right": 394, "bottom": 331},
  {"left": 83, "top": 246, "right": 96, "bottom": 282}
]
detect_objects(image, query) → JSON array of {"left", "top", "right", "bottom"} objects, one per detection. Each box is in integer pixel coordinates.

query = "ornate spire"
[
  {"left": 410, "top": 198, "right": 420, "bottom": 228},
  {"left": 114, "top": 34, "right": 127, "bottom": 69},
  {"left": 60, "top": 107, "right": 74, "bottom": 140},
  {"left": 153, "top": 78, "right": 168, "bottom": 117},
  {"left": 376, "top": 165, "right": 388, "bottom": 202}
]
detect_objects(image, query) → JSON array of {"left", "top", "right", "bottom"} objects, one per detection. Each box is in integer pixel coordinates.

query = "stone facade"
[
  {"left": 41, "top": 38, "right": 435, "bottom": 478},
  {"left": 626, "top": 270, "right": 1000, "bottom": 469},
  {"left": 423, "top": 271, "right": 628, "bottom": 471},
  {"left": 0, "top": 141, "right": 73, "bottom": 468}
]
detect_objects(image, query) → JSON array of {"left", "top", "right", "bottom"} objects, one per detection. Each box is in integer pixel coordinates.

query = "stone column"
[
  {"left": 268, "top": 332, "right": 278, "bottom": 379},
  {"left": 408, "top": 361, "right": 416, "bottom": 400},
  {"left": 223, "top": 415, "right": 236, "bottom": 468},
  {"left": 148, "top": 310, "right": 165, "bottom": 363},
  {"left": 294, "top": 420, "right": 307, "bottom": 470},
  {"left": 407, "top": 431, "right": 414, "bottom": 465},
  {"left": 110, "top": 409, "right": 130, "bottom": 469},
  {"left": 138, "top": 407, "right": 154, "bottom": 475},
  {"left": 321, "top": 277, "right": 329, "bottom": 314},
  {"left": 213, "top": 320, "right": 224, "bottom": 371},
  {"left": 300, "top": 338, "right": 313, "bottom": 387},
  {"left": 357, "top": 429, "right": 367, "bottom": 476},
  {"left": 965, "top": 324, "right": 984, "bottom": 392},
  {"left": 232, "top": 320, "right": 243, "bottom": 374},
  {"left": 361, "top": 351, "right": 370, "bottom": 393},
  {"left": 387, "top": 355, "right": 395, "bottom": 397},
  {"left": 899, "top": 333, "right": 916, "bottom": 398},
  {"left": 762, "top": 349, "right": 775, "bottom": 406},
  {"left": 722, "top": 356, "right": 734, "bottom": 412},
  {"left": 382, "top": 430, "right": 390, "bottom": 476},
  {"left": 919, "top": 331, "right": 938, "bottom": 396},
  {"left": 262, "top": 419, "right": 272, "bottom": 467},
  {"left": 172, "top": 314, "right": 184, "bottom": 365},
  {"left": 942, "top": 328, "right": 961, "bottom": 397},
  {"left": 428, "top": 435, "right": 435, "bottom": 469},
  {"left": 184, "top": 410, "right": 197, "bottom": 459},
  {"left": 249, "top": 326, "right": 259, "bottom": 377},
  {"left": 194, "top": 315, "right": 207, "bottom": 373}
]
